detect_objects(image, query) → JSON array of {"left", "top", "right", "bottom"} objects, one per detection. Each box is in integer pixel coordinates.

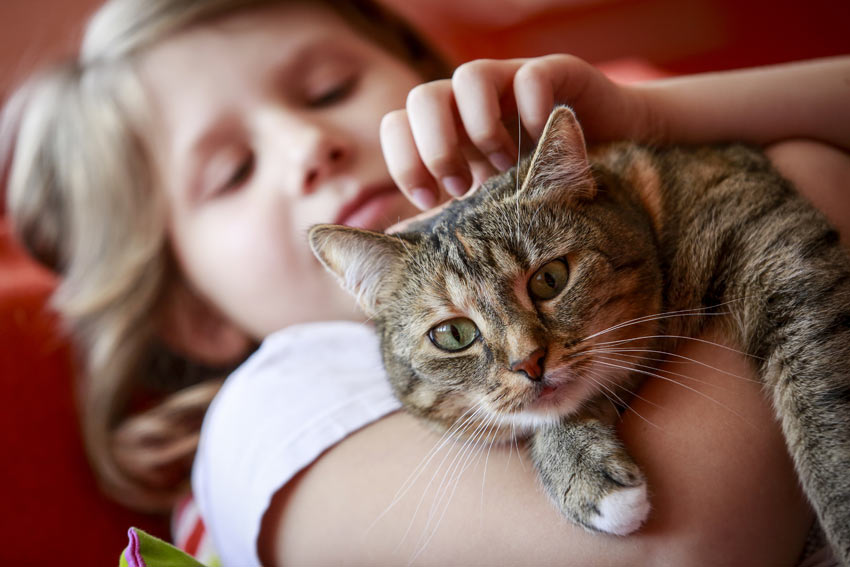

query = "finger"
[
  {"left": 405, "top": 80, "right": 473, "bottom": 197},
  {"left": 468, "top": 155, "right": 499, "bottom": 189},
  {"left": 452, "top": 59, "right": 526, "bottom": 172},
  {"left": 380, "top": 109, "right": 441, "bottom": 210},
  {"left": 513, "top": 58, "right": 557, "bottom": 140},
  {"left": 514, "top": 54, "right": 620, "bottom": 141}
]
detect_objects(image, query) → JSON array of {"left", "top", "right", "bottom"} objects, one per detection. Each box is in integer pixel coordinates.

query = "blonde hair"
[{"left": 2, "top": 0, "right": 447, "bottom": 512}]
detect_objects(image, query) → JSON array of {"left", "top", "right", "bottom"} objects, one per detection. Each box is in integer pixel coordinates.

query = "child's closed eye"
[
  {"left": 306, "top": 75, "right": 358, "bottom": 108},
  {"left": 202, "top": 147, "right": 255, "bottom": 198}
]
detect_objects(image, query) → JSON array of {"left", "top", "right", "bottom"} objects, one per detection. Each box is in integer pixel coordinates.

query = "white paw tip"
[{"left": 591, "top": 484, "right": 650, "bottom": 535}]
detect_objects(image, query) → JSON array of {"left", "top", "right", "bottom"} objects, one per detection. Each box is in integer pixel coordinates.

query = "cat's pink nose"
[{"left": 511, "top": 347, "right": 547, "bottom": 381}]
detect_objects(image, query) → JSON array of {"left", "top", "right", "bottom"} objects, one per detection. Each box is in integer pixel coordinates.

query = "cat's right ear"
[
  {"left": 308, "top": 225, "right": 406, "bottom": 316},
  {"left": 521, "top": 105, "right": 595, "bottom": 201}
]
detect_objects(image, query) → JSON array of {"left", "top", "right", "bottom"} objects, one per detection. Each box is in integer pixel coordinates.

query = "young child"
[{"left": 3, "top": 0, "right": 847, "bottom": 564}]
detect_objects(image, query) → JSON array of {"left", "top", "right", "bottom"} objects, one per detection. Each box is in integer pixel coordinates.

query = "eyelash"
[
  {"left": 220, "top": 153, "right": 255, "bottom": 193},
  {"left": 308, "top": 76, "right": 357, "bottom": 108}
]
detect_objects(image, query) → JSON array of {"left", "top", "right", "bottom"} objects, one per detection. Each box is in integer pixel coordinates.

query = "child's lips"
[{"left": 335, "top": 184, "right": 400, "bottom": 230}]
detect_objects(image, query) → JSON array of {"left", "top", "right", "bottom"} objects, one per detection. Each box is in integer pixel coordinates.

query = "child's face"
[{"left": 139, "top": 3, "right": 423, "bottom": 338}]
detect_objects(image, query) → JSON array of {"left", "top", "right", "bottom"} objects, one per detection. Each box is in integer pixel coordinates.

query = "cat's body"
[{"left": 310, "top": 107, "right": 850, "bottom": 563}]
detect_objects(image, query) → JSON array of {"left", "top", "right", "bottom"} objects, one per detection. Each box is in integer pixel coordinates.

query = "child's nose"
[
  {"left": 261, "top": 108, "right": 353, "bottom": 196},
  {"left": 299, "top": 136, "right": 348, "bottom": 195}
]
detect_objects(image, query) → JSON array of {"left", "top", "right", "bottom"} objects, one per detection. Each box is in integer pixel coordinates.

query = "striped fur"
[{"left": 310, "top": 106, "right": 850, "bottom": 558}]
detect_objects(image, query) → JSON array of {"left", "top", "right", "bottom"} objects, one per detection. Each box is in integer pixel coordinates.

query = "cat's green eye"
[
  {"left": 429, "top": 317, "right": 479, "bottom": 352},
  {"left": 528, "top": 259, "right": 569, "bottom": 300}
]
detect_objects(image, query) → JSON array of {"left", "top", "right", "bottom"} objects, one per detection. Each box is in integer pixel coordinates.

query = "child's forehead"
[
  {"left": 134, "top": 4, "right": 389, "bottom": 181},
  {"left": 146, "top": 3, "right": 364, "bottom": 56}
]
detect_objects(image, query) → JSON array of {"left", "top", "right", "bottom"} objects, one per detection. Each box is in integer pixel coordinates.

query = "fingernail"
[
  {"left": 489, "top": 151, "right": 515, "bottom": 172},
  {"left": 442, "top": 176, "right": 468, "bottom": 197},
  {"left": 409, "top": 187, "right": 436, "bottom": 210}
]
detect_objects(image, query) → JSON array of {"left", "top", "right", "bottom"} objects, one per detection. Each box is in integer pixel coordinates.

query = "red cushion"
[{"left": 0, "top": 217, "right": 168, "bottom": 564}]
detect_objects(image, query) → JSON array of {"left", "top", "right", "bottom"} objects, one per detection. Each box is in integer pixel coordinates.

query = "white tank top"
[{"left": 191, "top": 321, "right": 401, "bottom": 566}]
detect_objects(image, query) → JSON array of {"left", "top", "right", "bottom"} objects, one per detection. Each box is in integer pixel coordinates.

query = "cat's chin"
[
  {"left": 529, "top": 383, "right": 583, "bottom": 415},
  {"left": 502, "top": 377, "right": 599, "bottom": 427}
]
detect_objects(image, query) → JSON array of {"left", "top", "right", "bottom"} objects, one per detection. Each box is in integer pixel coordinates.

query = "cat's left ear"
[
  {"left": 521, "top": 105, "right": 595, "bottom": 201},
  {"left": 309, "top": 225, "right": 406, "bottom": 317}
]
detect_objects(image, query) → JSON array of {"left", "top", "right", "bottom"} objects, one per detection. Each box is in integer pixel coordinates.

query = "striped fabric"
[{"left": 172, "top": 494, "right": 221, "bottom": 566}]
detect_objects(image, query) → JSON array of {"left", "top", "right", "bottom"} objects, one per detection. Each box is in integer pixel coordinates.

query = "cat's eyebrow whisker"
[
  {"left": 590, "top": 334, "right": 763, "bottom": 360},
  {"left": 393, "top": 233, "right": 431, "bottom": 277},
  {"left": 593, "top": 359, "right": 753, "bottom": 425},
  {"left": 356, "top": 303, "right": 391, "bottom": 327},
  {"left": 525, "top": 200, "right": 547, "bottom": 242},
  {"left": 585, "top": 347, "right": 763, "bottom": 385}
]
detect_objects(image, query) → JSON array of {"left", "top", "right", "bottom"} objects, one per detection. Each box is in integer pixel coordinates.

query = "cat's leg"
[
  {"left": 731, "top": 194, "right": 850, "bottom": 564},
  {"left": 529, "top": 399, "right": 648, "bottom": 535},
  {"left": 755, "top": 315, "right": 850, "bottom": 566}
]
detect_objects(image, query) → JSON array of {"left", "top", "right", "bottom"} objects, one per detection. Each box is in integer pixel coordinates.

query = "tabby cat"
[{"left": 309, "top": 106, "right": 850, "bottom": 562}]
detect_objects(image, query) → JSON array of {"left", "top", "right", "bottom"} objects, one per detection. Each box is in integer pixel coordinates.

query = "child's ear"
[
  {"left": 521, "top": 105, "right": 595, "bottom": 201},
  {"left": 156, "top": 279, "right": 252, "bottom": 367}
]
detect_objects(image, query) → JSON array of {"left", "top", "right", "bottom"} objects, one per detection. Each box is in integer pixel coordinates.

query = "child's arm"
[
  {"left": 639, "top": 56, "right": 850, "bottom": 150},
  {"left": 381, "top": 55, "right": 850, "bottom": 209},
  {"left": 259, "top": 329, "right": 813, "bottom": 566}
]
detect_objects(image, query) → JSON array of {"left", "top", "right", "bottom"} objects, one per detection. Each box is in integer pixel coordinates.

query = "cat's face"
[{"left": 311, "top": 107, "right": 662, "bottom": 435}]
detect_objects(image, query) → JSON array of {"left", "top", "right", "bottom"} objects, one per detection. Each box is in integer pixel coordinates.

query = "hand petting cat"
[
  {"left": 381, "top": 54, "right": 850, "bottom": 212},
  {"left": 380, "top": 54, "right": 648, "bottom": 210}
]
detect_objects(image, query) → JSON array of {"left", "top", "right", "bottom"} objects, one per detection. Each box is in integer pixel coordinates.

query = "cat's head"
[{"left": 310, "top": 106, "right": 662, "bottom": 435}]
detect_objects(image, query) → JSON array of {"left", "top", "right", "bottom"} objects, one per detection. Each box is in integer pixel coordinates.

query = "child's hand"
[{"left": 380, "top": 54, "right": 651, "bottom": 209}]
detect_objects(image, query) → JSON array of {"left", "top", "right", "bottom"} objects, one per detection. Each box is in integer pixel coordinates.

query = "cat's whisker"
[
  {"left": 504, "top": 420, "right": 527, "bottom": 472},
  {"left": 413, "top": 413, "right": 498, "bottom": 562},
  {"left": 587, "top": 298, "right": 748, "bottom": 338},
  {"left": 374, "top": 402, "right": 486, "bottom": 544},
  {"left": 422, "top": 412, "right": 493, "bottom": 527},
  {"left": 593, "top": 358, "right": 751, "bottom": 424},
  {"left": 581, "top": 300, "right": 742, "bottom": 343},
  {"left": 526, "top": 200, "right": 547, "bottom": 243},
  {"left": 591, "top": 333, "right": 763, "bottom": 360},
  {"left": 423, "top": 412, "right": 501, "bottom": 557},
  {"left": 585, "top": 347, "right": 762, "bottom": 385},
  {"left": 587, "top": 349, "right": 687, "bottom": 366},
  {"left": 393, "top": 233, "right": 432, "bottom": 279},
  {"left": 513, "top": 106, "right": 524, "bottom": 247},
  {"left": 475, "top": 414, "right": 501, "bottom": 522},
  {"left": 583, "top": 371, "right": 626, "bottom": 411},
  {"left": 584, "top": 369, "right": 662, "bottom": 429},
  {"left": 416, "top": 411, "right": 491, "bottom": 535},
  {"left": 594, "top": 354, "right": 741, "bottom": 398},
  {"left": 585, "top": 367, "right": 665, "bottom": 412},
  {"left": 355, "top": 303, "right": 392, "bottom": 328},
  {"left": 384, "top": 402, "right": 482, "bottom": 508}
]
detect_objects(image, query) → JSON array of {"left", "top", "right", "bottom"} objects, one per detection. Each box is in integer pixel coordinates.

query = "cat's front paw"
[
  {"left": 592, "top": 482, "right": 650, "bottom": 535},
  {"left": 532, "top": 420, "right": 650, "bottom": 535},
  {"left": 565, "top": 450, "right": 649, "bottom": 535}
]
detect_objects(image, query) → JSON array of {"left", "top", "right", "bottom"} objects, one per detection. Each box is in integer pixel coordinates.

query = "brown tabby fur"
[{"left": 310, "top": 106, "right": 850, "bottom": 562}]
